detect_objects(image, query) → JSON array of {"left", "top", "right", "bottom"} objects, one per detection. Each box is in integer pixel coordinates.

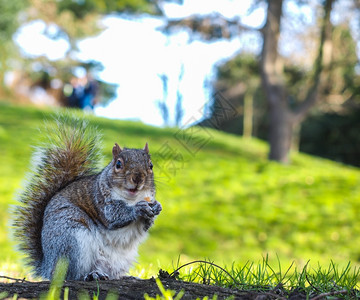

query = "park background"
[{"left": 0, "top": 0, "right": 360, "bottom": 279}]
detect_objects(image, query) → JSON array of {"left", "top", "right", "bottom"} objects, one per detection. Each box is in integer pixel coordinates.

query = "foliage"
[
  {"left": 213, "top": 19, "right": 360, "bottom": 165},
  {"left": 27, "top": 0, "right": 100, "bottom": 44},
  {"left": 0, "top": 0, "right": 26, "bottom": 43},
  {"left": 300, "top": 109, "right": 360, "bottom": 167},
  {"left": 0, "top": 0, "right": 27, "bottom": 85},
  {"left": 56, "top": 0, "right": 160, "bottom": 17},
  {"left": 213, "top": 54, "right": 266, "bottom": 137},
  {"left": 1, "top": 0, "right": 160, "bottom": 105},
  {"left": 216, "top": 54, "right": 259, "bottom": 88},
  {"left": 325, "top": 24, "right": 359, "bottom": 102},
  {"left": 215, "top": 19, "right": 360, "bottom": 111},
  {"left": 0, "top": 103, "right": 360, "bottom": 279},
  {"left": 171, "top": 258, "right": 360, "bottom": 299},
  {"left": 26, "top": 0, "right": 160, "bottom": 47}
]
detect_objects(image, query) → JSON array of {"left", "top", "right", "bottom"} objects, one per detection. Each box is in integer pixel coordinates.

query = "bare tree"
[
  {"left": 162, "top": 0, "right": 336, "bottom": 163},
  {"left": 261, "top": 0, "right": 334, "bottom": 163}
]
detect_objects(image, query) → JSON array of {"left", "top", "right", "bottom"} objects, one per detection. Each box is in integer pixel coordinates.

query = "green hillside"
[{"left": 0, "top": 102, "right": 360, "bottom": 278}]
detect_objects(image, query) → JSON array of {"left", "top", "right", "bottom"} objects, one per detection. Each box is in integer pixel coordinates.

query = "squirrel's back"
[{"left": 13, "top": 115, "right": 102, "bottom": 276}]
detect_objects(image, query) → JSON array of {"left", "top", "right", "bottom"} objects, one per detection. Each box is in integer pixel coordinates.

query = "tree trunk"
[
  {"left": 243, "top": 92, "right": 253, "bottom": 138},
  {"left": 261, "top": 0, "right": 334, "bottom": 163},
  {"left": 268, "top": 103, "right": 294, "bottom": 163},
  {"left": 261, "top": 0, "right": 289, "bottom": 162}
]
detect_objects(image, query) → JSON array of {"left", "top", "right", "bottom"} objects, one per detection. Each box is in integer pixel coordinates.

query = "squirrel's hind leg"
[
  {"left": 41, "top": 200, "right": 97, "bottom": 280},
  {"left": 40, "top": 227, "right": 84, "bottom": 280}
]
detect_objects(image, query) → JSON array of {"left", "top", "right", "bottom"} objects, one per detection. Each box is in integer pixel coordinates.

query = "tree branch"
[
  {"left": 294, "top": 0, "right": 334, "bottom": 122},
  {"left": 159, "top": 13, "right": 261, "bottom": 41}
]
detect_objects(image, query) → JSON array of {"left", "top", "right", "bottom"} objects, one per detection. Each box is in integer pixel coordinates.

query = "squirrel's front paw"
[
  {"left": 149, "top": 201, "right": 162, "bottom": 216},
  {"left": 84, "top": 271, "right": 109, "bottom": 281},
  {"left": 135, "top": 200, "right": 154, "bottom": 219}
]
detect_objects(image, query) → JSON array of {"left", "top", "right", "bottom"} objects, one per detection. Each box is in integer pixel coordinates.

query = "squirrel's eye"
[
  {"left": 115, "top": 160, "right": 123, "bottom": 170},
  {"left": 149, "top": 162, "right": 153, "bottom": 170}
]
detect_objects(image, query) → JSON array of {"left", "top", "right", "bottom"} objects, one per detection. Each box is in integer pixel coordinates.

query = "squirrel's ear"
[
  {"left": 112, "top": 143, "right": 122, "bottom": 158},
  {"left": 143, "top": 142, "right": 149, "bottom": 154}
]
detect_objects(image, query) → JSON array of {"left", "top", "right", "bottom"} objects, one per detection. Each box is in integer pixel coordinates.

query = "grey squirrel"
[{"left": 13, "top": 116, "right": 162, "bottom": 281}]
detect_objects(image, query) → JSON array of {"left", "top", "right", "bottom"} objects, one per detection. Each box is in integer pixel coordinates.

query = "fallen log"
[{"left": 0, "top": 276, "right": 262, "bottom": 299}]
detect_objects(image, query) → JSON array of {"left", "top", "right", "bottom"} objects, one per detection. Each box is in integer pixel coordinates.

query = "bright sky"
[{"left": 14, "top": 0, "right": 266, "bottom": 126}]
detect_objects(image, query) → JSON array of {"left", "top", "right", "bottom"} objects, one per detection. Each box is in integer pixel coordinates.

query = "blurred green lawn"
[{"left": 1, "top": 101, "right": 359, "bottom": 278}]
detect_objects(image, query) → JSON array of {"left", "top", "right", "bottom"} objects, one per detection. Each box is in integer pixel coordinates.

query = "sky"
[
  {"left": 12, "top": 0, "right": 360, "bottom": 126},
  {"left": 14, "top": 0, "right": 266, "bottom": 127}
]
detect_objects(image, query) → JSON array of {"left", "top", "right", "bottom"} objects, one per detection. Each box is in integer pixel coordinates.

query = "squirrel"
[{"left": 13, "top": 116, "right": 162, "bottom": 281}]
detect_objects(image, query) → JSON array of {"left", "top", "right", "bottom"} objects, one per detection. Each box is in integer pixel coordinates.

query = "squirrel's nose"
[{"left": 131, "top": 173, "right": 144, "bottom": 185}]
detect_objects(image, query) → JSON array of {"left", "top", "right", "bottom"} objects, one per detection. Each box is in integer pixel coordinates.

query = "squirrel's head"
[{"left": 110, "top": 142, "right": 154, "bottom": 200}]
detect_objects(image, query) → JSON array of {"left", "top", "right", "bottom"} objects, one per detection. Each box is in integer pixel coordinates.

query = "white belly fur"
[{"left": 75, "top": 221, "right": 148, "bottom": 279}]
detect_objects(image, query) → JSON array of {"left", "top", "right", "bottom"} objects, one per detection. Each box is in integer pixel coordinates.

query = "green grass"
[
  {"left": 0, "top": 101, "right": 360, "bottom": 280},
  {"left": 163, "top": 258, "right": 360, "bottom": 299}
]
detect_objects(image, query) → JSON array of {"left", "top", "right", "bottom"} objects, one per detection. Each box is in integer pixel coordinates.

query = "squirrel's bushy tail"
[{"left": 13, "top": 115, "right": 102, "bottom": 276}]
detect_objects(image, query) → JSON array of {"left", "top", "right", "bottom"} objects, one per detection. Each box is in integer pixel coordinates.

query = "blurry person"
[{"left": 81, "top": 73, "right": 99, "bottom": 111}]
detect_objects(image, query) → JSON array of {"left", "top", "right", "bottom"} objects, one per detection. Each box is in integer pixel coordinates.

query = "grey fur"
[
  {"left": 39, "top": 155, "right": 161, "bottom": 280},
  {"left": 13, "top": 116, "right": 161, "bottom": 280}
]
